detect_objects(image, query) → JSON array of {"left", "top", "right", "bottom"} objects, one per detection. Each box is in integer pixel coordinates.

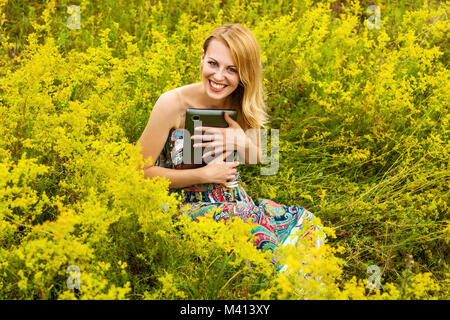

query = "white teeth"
[{"left": 210, "top": 81, "right": 226, "bottom": 89}]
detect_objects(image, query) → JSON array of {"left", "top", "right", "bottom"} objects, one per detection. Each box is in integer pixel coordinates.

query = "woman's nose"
[{"left": 213, "top": 69, "right": 226, "bottom": 81}]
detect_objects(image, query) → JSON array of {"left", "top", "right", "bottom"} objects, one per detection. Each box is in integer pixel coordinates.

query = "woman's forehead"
[{"left": 205, "top": 39, "right": 236, "bottom": 66}]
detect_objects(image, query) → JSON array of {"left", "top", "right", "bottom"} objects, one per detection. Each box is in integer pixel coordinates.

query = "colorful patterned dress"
[{"left": 156, "top": 128, "right": 325, "bottom": 268}]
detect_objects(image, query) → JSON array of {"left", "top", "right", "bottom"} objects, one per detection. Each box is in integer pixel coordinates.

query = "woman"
[{"left": 136, "top": 24, "right": 324, "bottom": 267}]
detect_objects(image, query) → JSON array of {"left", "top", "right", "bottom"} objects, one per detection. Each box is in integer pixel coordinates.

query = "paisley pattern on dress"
[{"left": 156, "top": 128, "right": 325, "bottom": 269}]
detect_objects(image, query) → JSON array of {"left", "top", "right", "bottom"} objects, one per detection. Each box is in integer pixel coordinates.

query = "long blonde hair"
[{"left": 202, "top": 24, "right": 269, "bottom": 131}]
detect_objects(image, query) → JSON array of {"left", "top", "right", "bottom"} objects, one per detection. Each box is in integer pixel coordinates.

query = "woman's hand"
[
  {"left": 199, "top": 150, "right": 240, "bottom": 186},
  {"left": 191, "top": 112, "right": 247, "bottom": 162}
]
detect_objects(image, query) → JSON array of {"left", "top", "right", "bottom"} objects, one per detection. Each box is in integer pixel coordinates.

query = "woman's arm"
[
  {"left": 137, "top": 91, "right": 204, "bottom": 189},
  {"left": 142, "top": 165, "right": 206, "bottom": 189},
  {"left": 136, "top": 91, "right": 239, "bottom": 188},
  {"left": 141, "top": 152, "right": 239, "bottom": 189}
]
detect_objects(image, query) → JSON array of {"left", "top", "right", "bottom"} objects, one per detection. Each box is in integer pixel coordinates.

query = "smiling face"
[{"left": 200, "top": 39, "right": 240, "bottom": 107}]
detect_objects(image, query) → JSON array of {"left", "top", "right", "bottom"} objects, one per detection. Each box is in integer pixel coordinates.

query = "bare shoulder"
[
  {"left": 136, "top": 89, "right": 184, "bottom": 158},
  {"left": 155, "top": 89, "right": 182, "bottom": 112},
  {"left": 160, "top": 84, "right": 202, "bottom": 128},
  {"left": 152, "top": 88, "right": 186, "bottom": 129}
]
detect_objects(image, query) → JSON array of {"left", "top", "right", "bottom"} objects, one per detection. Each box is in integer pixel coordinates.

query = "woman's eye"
[{"left": 208, "top": 61, "right": 236, "bottom": 73}]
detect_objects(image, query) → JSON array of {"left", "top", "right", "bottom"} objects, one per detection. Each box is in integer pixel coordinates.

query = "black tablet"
[{"left": 182, "top": 108, "right": 238, "bottom": 167}]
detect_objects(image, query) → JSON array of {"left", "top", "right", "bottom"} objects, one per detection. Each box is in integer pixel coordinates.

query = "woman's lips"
[{"left": 209, "top": 80, "right": 227, "bottom": 92}]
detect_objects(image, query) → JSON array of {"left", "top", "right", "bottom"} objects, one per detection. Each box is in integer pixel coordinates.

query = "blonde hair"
[{"left": 202, "top": 24, "right": 269, "bottom": 131}]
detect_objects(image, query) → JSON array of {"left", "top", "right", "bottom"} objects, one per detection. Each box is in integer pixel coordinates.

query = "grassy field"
[{"left": 0, "top": 0, "right": 448, "bottom": 299}]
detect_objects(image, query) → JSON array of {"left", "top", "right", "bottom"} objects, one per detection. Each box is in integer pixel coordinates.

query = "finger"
[
  {"left": 192, "top": 134, "right": 216, "bottom": 141},
  {"left": 196, "top": 126, "right": 222, "bottom": 134},
  {"left": 224, "top": 112, "right": 236, "bottom": 122},
  {"left": 227, "top": 175, "right": 236, "bottom": 181},
  {"left": 209, "top": 150, "right": 233, "bottom": 164},
  {"left": 225, "top": 114, "right": 241, "bottom": 130},
  {"left": 193, "top": 143, "right": 203, "bottom": 148},
  {"left": 231, "top": 161, "right": 240, "bottom": 167},
  {"left": 195, "top": 141, "right": 222, "bottom": 150},
  {"left": 227, "top": 172, "right": 236, "bottom": 179},
  {"left": 191, "top": 135, "right": 204, "bottom": 141},
  {"left": 224, "top": 112, "right": 236, "bottom": 124},
  {"left": 202, "top": 150, "right": 212, "bottom": 158}
]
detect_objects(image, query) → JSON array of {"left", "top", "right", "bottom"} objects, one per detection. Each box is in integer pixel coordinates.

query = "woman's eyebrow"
[{"left": 208, "top": 56, "right": 236, "bottom": 68}]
